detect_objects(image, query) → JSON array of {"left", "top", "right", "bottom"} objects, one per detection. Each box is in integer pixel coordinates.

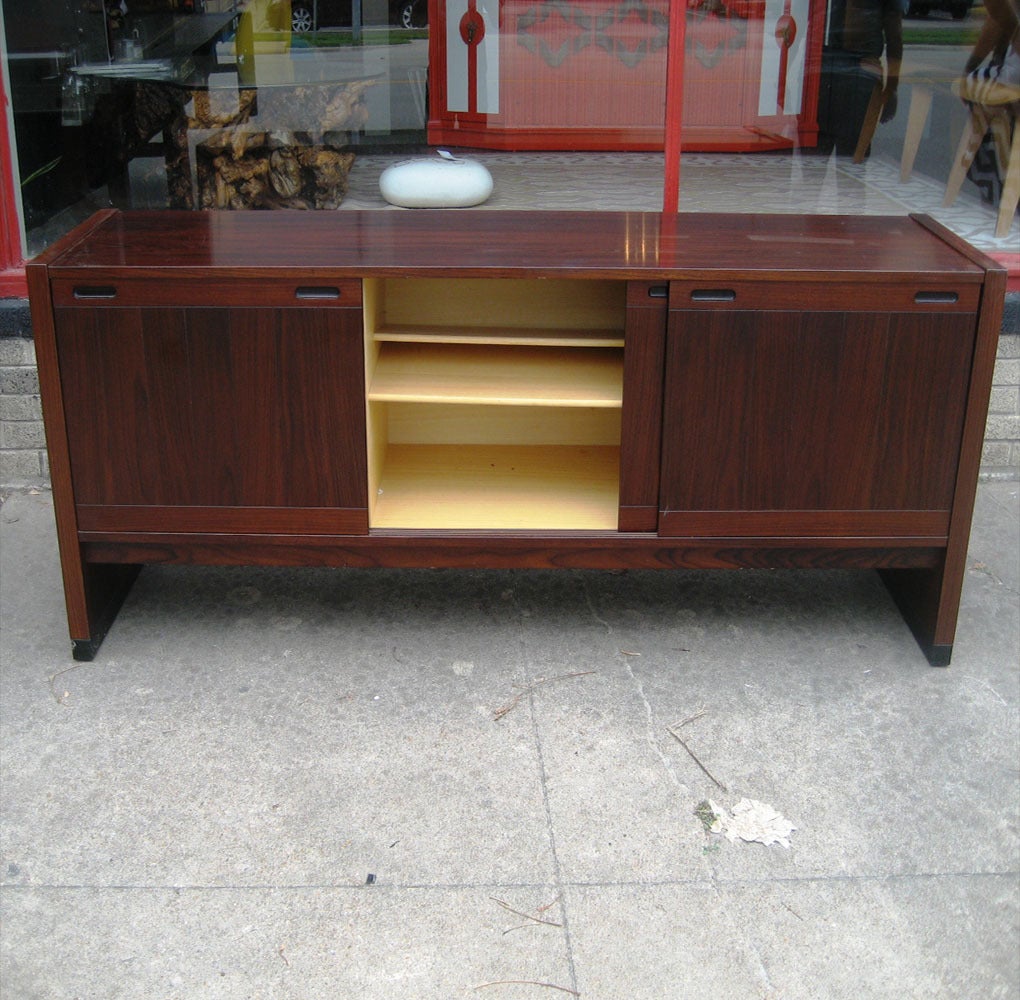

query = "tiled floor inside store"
[{"left": 36, "top": 143, "right": 1018, "bottom": 263}]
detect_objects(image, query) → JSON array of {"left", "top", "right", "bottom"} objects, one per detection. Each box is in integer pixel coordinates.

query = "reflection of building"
[{"left": 428, "top": 0, "right": 824, "bottom": 150}]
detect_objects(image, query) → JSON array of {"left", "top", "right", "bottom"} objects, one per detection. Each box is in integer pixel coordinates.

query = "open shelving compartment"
[{"left": 363, "top": 277, "right": 628, "bottom": 530}]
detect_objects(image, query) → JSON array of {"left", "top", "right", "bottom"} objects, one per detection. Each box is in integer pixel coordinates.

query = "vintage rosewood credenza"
[{"left": 27, "top": 209, "right": 1005, "bottom": 662}]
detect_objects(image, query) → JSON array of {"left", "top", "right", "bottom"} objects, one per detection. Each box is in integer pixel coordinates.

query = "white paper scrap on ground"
[{"left": 708, "top": 798, "right": 797, "bottom": 848}]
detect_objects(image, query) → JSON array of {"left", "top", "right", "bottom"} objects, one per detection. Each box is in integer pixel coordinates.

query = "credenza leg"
[
  {"left": 878, "top": 562, "right": 957, "bottom": 667},
  {"left": 68, "top": 564, "right": 143, "bottom": 661}
]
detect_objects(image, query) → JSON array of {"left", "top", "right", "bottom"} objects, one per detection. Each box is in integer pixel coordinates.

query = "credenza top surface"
[{"left": 37, "top": 209, "right": 990, "bottom": 282}]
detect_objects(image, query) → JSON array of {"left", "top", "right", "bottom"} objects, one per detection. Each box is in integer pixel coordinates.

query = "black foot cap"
[
  {"left": 71, "top": 637, "right": 102, "bottom": 662},
  {"left": 925, "top": 643, "right": 953, "bottom": 668}
]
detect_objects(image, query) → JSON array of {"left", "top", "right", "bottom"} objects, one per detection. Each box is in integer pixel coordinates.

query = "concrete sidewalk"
[{"left": 1, "top": 483, "right": 1017, "bottom": 999}]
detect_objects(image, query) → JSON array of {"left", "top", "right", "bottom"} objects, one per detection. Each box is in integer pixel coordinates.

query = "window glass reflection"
[{"left": 1, "top": 0, "right": 1015, "bottom": 258}]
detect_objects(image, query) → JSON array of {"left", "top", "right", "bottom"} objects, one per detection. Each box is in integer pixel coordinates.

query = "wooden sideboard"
[{"left": 27, "top": 210, "right": 1005, "bottom": 663}]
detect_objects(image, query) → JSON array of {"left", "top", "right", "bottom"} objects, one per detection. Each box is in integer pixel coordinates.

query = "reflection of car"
[
  {"left": 291, "top": 0, "right": 427, "bottom": 31},
  {"left": 907, "top": 0, "right": 973, "bottom": 19},
  {"left": 393, "top": 2, "right": 428, "bottom": 28}
]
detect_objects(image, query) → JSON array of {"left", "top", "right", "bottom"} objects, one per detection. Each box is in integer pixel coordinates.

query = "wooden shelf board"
[
  {"left": 373, "top": 325, "right": 625, "bottom": 348},
  {"left": 371, "top": 444, "right": 620, "bottom": 530},
  {"left": 368, "top": 344, "right": 623, "bottom": 407}
]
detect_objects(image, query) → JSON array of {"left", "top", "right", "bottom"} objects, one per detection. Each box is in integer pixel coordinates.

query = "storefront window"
[
  {"left": 1, "top": 0, "right": 1017, "bottom": 264},
  {"left": 1, "top": 0, "right": 430, "bottom": 254}
]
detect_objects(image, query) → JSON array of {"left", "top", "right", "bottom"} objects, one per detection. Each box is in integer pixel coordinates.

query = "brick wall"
[
  {"left": 3, "top": 294, "right": 1020, "bottom": 488},
  {"left": 0, "top": 301, "right": 47, "bottom": 487}
]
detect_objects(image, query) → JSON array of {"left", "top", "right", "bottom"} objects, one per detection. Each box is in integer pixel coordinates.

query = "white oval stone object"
[{"left": 379, "top": 150, "right": 493, "bottom": 208}]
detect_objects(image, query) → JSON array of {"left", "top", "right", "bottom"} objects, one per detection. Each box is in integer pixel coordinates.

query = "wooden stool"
[
  {"left": 944, "top": 83, "right": 1019, "bottom": 237},
  {"left": 899, "top": 83, "right": 934, "bottom": 181}
]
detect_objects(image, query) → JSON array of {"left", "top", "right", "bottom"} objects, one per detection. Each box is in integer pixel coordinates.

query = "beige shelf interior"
[
  {"left": 368, "top": 343, "right": 623, "bottom": 407},
  {"left": 372, "top": 444, "right": 621, "bottom": 530},
  {"left": 364, "top": 277, "right": 626, "bottom": 346},
  {"left": 363, "top": 277, "right": 627, "bottom": 531},
  {"left": 381, "top": 402, "right": 621, "bottom": 446}
]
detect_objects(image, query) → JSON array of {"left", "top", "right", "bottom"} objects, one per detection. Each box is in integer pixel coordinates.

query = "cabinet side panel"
[
  {"left": 28, "top": 267, "right": 94, "bottom": 639},
  {"left": 881, "top": 264, "right": 1008, "bottom": 658}
]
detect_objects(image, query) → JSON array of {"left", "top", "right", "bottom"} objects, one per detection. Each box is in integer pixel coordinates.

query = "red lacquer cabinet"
[{"left": 427, "top": 0, "right": 824, "bottom": 151}]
